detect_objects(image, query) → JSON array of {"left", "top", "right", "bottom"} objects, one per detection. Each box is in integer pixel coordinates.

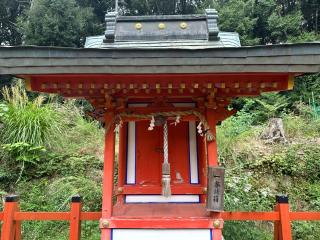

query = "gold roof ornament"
[
  {"left": 158, "top": 23, "right": 166, "bottom": 30},
  {"left": 180, "top": 22, "right": 188, "bottom": 29},
  {"left": 135, "top": 23, "right": 142, "bottom": 30}
]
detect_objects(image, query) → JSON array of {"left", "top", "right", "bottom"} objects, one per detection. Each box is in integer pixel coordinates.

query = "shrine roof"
[
  {"left": 85, "top": 32, "right": 240, "bottom": 49},
  {"left": 85, "top": 9, "right": 241, "bottom": 49},
  {"left": 0, "top": 42, "right": 319, "bottom": 75}
]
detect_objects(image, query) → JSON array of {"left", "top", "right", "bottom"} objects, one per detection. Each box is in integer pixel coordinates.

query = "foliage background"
[{"left": 0, "top": 0, "right": 320, "bottom": 239}]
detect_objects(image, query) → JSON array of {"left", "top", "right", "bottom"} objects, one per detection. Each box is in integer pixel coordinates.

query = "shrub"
[{"left": 0, "top": 81, "right": 64, "bottom": 147}]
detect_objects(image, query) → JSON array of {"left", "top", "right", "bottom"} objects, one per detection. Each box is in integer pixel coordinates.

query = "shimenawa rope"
[{"left": 109, "top": 110, "right": 215, "bottom": 141}]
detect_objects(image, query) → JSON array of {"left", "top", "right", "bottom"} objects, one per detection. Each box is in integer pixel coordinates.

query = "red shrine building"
[{"left": 1, "top": 9, "right": 320, "bottom": 240}]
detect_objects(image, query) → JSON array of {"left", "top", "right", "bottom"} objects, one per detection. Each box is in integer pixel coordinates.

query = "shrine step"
[{"left": 112, "top": 229, "right": 212, "bottom": 240}]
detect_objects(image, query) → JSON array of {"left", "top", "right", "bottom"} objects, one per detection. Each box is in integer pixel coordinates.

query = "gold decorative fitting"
[
  {"left": 260, "top": 83, "right": 266, "bottom": 88},
  {"left": 156, "top": 83, "right": 161, "bottom": 89},
  {"left": 116, "top": 84, "right": 121, "bottom": 89},
  {"left": 168, "top": 83, "right": 173, "bottom": 89},
  {"left": 194, "top": 83, "right": 199, "bottom": 89},
  {"left": 66, "top": 83, "right": 70, "bottom": 89},
  {"left": 104, "top": 84, "right": 108, "bottom": 89},
  {"left": 203, "top": 187, "right": 207, "bottom": 194},
  {"left": 207, "top": 83, "right": 212, "bottom": 89},
  {"left": 101, "top": 220, "right": 110, "bottom": 228},
  {"left": 142, "top": 83, "right": 148, "bottom": 89},
  {"left": 247, "top": 83, "right": 252, "bottom": 88},
  {"left": 158, "top": 23, "right": 166, "bottom": 30},
  {"left": 91, "top": 84, "right": 95, "bottom": 89},
  {"left": 117, "top": 187, "right": 124, "bottom": 193},
  {"left": 272, "top": 82, "right": 278, "bottom": 88},
  {"left": 129, "top": 84, "right": 134, "bottom": 89},
  {"left": 220, "top": 83, "right": 226, "bottom": 88},
  {"left": 235, "top": 83, "right": 240, "bottom": 88},
  {"left": 180, "top": 22, "right": 188, "bottom": 29},
  {"left": 180, "top": 83, "right": 186, "bottom": 89},
  {"left": 41, "top": 84, "right": 46, "bottom": 89},
  {"left": 78, "top": 83, "right": 83, "bottom": 89},
  {"left": 213, "top": 220, "right": 221, "bottom": 228},
  {"left": 53, "top": 83, "right": 58, "bottom": 89},
  {"left": 135, "top": 23, "right": 142, "bottom": 30}
]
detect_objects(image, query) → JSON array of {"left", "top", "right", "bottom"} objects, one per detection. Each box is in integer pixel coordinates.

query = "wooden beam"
[
  {"left": 119, "top": 185, "right": 204, "bottom": 195},
  {"left": 108, "top": 218, "right": 214, "bottom": 229}
]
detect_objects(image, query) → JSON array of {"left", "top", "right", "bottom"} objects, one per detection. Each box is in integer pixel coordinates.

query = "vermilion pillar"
[
  {"left": 206, "top": 108, "right": 224, "bottom": 240},
  {"left": 116, "top": 123, "right": 127, "bottom": 204},
  {"left": 274, "top": 195, "right": 292, "bottom": 240},
  {"left": 1, "top": 195, "right": 21, "bottom": 240},
  {"left": 100, "top": 112, "right": 116, "bottom": 240},
  {"left": 70, "top": 195, "right": 82, "bottom": 240},
  {"left": 206, "top": 109, "right": 218, "bottom": 166}
]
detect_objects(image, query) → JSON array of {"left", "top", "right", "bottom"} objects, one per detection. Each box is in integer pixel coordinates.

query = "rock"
[{"left": 261, "top": 118, "right": 288, "bottom": 143}]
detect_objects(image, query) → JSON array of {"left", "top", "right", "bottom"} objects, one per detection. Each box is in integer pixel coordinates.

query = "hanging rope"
[
  {"left": 162, "top": 121, "right": 171, "bottom": 197},
  {"left": 111, "top": 110, "right": 215, "bottom": 141}
]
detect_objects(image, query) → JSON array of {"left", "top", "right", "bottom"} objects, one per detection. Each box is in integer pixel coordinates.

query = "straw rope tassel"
[{"left": 162, "top": 121, "right": 171, "bottom": 197}]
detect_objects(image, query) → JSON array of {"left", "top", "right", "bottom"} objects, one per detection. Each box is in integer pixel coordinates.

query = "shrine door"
[{"left": 125, "top": 103, "right": 200, "bottom": 203}]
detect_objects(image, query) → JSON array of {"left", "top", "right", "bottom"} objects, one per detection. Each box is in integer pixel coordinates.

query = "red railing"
[{"left": 0, "top": 195, "right": 320, "bottom": 240}]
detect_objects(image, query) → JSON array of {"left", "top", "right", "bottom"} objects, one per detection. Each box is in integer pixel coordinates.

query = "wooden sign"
[{"left": 206, "top": 167, "right": 225, "bottom": 212}]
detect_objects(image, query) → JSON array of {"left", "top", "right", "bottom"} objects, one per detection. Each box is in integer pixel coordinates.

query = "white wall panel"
[
  {"left": 126, "top": 122, "right": 136, "bottom": 184},
  {"left": 112, "top": 229, "right": 211, "bottom": 240},
  {"left": 125, "top": 195, "right": 200, "bottom": 203}
]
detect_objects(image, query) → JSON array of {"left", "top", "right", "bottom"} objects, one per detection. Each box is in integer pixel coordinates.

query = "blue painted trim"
[
  {"left": 125, "top": 123, "right": 129, "bottom": 184},
  {"left": 189, "top": 121, "right": 200, "bottom": 184},
  {"left": 134, "top": 122, "right": 137, "bottom": 184},
  {"left": 125, "top": 122, "right": 136, "bottom": 185},
  {"left": 194, "top": 121, "right": 200, "bottom": 184},
  {"left": 111, "top": 229, "right": 113, "bottom": 240},
  {"left": 187, "top": 122, "right": 192, "bottom": 184},
  {"left": 210, "top": 229, "right": 213, "bottom": 240}
]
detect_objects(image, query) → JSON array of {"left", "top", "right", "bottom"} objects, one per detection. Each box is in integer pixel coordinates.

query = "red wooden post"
[
  {"left": 1, "top": 195, "right": 20, "bottom": 240},
  {"left": 100, "top": 112, "right": 116, "bottom": 240},
  {"left": 200, "top": 136, "right": 207, "bottom": 203},
  {"left": 206, "top": 109, "right": 224, "bottom": 240},
  {"left": 274, "top": 202, "right": 280, "bottom": 240},
  {"left": 206, "top": 108, "right": 218, "bottom": 167},
  {"left": 116, "top": 123, "right": 127, "bottom": 204},
  {"left": 70, "top": 195, "right": 82, "bottom": 240},
  {"left": 275, "top": 195, "right": 292, "bottom": 240},
  {"left": 212, "top": 219, "right": 224, "bottom": 240}
]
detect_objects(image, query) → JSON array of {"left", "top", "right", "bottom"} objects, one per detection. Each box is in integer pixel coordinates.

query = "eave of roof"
[{"left": 0, "top": 42, "right": 319, "bottom": 75}]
